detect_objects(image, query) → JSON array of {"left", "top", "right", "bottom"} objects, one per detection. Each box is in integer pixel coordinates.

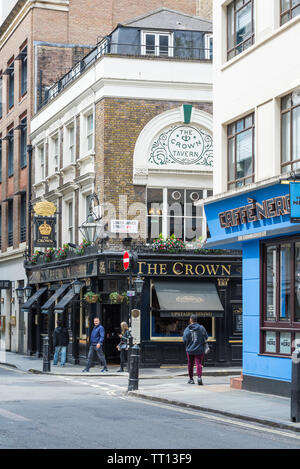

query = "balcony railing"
[
  {"left": 20, "top": 225, "right": 26, "bottom": 243},
  {"left": 8, "top": 231, "right": 13, "bottom": 247},
  {"left": 39, "top": 42, "right": 212, "bottom": 110}
]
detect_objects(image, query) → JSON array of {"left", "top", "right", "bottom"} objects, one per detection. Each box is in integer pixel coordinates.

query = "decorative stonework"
[{"left": 149, "top": 124, "right": 213, "bottom": 168}]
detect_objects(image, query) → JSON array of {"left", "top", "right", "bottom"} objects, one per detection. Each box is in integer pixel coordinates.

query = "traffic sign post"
[{"left": 123, "top": 251, "right": 130, "bottom": 271}]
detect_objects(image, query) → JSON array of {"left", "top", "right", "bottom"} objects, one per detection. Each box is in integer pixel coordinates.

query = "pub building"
[{"left": 22, "top": 249, "right": 242, "bottom": 367}]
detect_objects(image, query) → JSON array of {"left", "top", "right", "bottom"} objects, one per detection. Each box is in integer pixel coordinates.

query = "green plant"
[
  {"left": 55, "top": 244, "right": 69, "bottom": 260},
  {"left": 83, "top": 291, "right": 101, "bottom": 303},
  {"left": 109, "top": 291, "right": 127, "bottom": 304},
  {"left": 75, "top": 239, "right": 92, "bottom": 255},
  {"left": 29, "top": 250, "right": 41, "bottom": 265},
  {"left": 44, "top": 248, "right": 55, "bottom": 262},
  {"left": 152, "top": 234, "right": 186, "bottom": 253}
]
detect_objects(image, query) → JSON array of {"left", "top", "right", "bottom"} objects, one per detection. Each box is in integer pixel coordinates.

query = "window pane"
[
  {"left": 227, "top": 3, "right": 235, "bottom": 52},
  {"left": 281, "top": 0, "right": 290, "bottom": 11},
  {"left": 147, "top": 216, "right": 162, "bottom": 240},
  {"left": 236, "top": 128, "right": 253, "bottom": 179},
  {"left": 159, "top": 36, "right": 169, "bottom": 56},
  {"left": 280, "top": 332, "right": 291, "bottom": 354},
  {"left": 280, "top": 244, "right": 291, "bottom": 321},
  {"left": 266, "top": 246, "right": 277, "bottom": 320},
  {"left": 292, "top": 5, "right": 300, "bottom": 18},
  {"left": 228, "top": 138, "right": 235, "bottom": 181},
  {"left": 145, "top": 35, "right": 155, "bottom": 55},
  {"left": 236, "top": 3, "right": 252, "bottom": 46},
  {"left": 282, "top": 112, "right": 290, "bottom": 164},
  {"left": 281, "top": 94, "right": 292, "bottom": 110},
  {"left": 292, "top": 106, "right": 300, "bottom": 162},
  {"left": 265, "top": 331, "right": 277, "bottom": 353}
]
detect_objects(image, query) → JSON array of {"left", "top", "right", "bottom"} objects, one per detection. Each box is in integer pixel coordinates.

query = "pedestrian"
[
  {"left": 116, "top": 322, "right": 131, "bottom": 372},
  {"left": 82, "top": 317, "right": 108, "bottom": 373},
  {"left": 53, "top": 319, "right": 69, "bottom": 367},
  {"left": 183, "top": 314, "right": 208, "bottom": 385}
]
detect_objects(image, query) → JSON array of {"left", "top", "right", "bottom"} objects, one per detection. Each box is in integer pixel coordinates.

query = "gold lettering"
[
  {"left": 148, "top": 263, "right": 158, "bottom": 275},
  {"left": 160, "top": 264, "right": 167, "bottom": 275},
  {"left": 205, "top": 265, "right": 220, "bottom": 276},
  {"left": 221, "top": 264, "right": 231, "bottom": 276},
  {"left": 138, "top": 262, "right": 147, "bottom": 274},
  {"left": 173, "top": 262, "right": 184, "bottom": 275},
  {"left": 195, "top": 264, "right": 205, "bottom": 276},
  {"left": 185, "top": 264, "right": 194, "bottom": 276}
]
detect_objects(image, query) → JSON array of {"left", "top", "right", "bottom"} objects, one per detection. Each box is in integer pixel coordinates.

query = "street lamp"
[
  {"left": 79, "top": 193, "right": 103, "bottom": 245},
  {"left": 71, "top": 278, "right": 84, "bottom": 296},
  {"left": 134, "top": 274, "right": 144, "bottom": 295},
  {"left": 24, "top": 284, "right": 33, "bottom": 300},
  {"left": 15, "top": 287, "right": 24, "bottom": 303}
]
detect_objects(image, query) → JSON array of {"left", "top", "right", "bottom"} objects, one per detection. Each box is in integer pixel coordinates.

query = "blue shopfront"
[{"left": 204, "top": 181, "right": 300, "bottom": 396}]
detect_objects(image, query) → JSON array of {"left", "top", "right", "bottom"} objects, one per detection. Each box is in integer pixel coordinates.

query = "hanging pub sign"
[
  {"left": 290, "top": 182, "right": 300, "bottom": 223},
  {"left": 34, "top": 216, "right": 56, "bottom": 248}
]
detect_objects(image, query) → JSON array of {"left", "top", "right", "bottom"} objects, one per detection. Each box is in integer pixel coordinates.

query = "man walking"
[
  {"left": 82, "top": 317, "right": 108, "bottom": 372},
  {"left": 53, "top": 320, "right": 69, "bottom": 367},
  {"left": 183, "top": 314, "right": 208, "bottom": 385}
]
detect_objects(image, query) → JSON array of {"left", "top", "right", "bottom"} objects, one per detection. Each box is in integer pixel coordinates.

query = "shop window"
[
  {"left": 281, "top": 0, "right": 300, "bottom": 25},
  {"left": 147, "top": 187, "right": 207, "bottom": 242},
  {"left": 228, "top": 113, "right": 255, "bottom": 190},
  {"left": 281, "top": 90, "right": 300, "bottom": 174},
  {"left": 227, "top": 0, "right": 255, "bottom": 60},
  {"left": 261, "top": 238, "right": 300, "bottom": 356},
  {"left": 142, "top": 31, "right": 173, "bottom": 57}
]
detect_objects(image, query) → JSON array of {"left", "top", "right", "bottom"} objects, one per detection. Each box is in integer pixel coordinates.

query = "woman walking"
[{"left": 117, "top": 322, "right": 131, "bottom": 372}]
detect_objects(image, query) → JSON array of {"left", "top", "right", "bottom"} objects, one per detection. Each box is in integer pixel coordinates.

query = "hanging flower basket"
[
  {"left": 84, "top": 291, "right": 101, "bottom": 304},
  {"left": 109, "top": 292, "right": 128, "bottom": 304}
]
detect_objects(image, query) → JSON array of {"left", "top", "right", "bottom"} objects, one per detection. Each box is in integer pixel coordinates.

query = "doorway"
[{"left": 102, "top": 304, "right": 121, "bottom": 364}]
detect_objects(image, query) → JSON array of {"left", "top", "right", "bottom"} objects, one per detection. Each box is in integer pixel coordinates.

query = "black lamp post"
[
  {"left": 71, "top": 278, "right": 84, "bottom": 296},
  {"left": 15, "top": 287, "right": 24, "bottom": 304},
  {"left": 134, "top": 274, "right": 144, "bottom": 297},
  {"left": 79, "top": 193, "right": 103, "bottom": 245},
  {"left": 24, "top": 284, "right": 33, "bottom": 300}
]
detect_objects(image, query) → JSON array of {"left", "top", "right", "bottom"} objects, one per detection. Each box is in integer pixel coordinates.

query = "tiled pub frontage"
[{"left": 23, "top": 248, "right": 242, "bottom": 367}]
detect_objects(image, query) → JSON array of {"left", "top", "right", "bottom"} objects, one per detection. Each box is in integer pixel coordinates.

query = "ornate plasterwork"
[{"left": 133, "top": 106, "right": 213, "bottom": 185}]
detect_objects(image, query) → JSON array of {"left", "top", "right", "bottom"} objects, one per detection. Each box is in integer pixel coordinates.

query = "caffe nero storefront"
[{"left": 23, "top": 249, "right": 242, "bottom": 367}]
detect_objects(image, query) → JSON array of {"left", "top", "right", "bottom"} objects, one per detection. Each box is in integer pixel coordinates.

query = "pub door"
[{"left": 102, "top": 304, "right": 121, "bottom": 364}]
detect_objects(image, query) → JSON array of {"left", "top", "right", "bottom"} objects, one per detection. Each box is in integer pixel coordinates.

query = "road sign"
[{"left": 123, "top": 251, "right": 130, "bottom": 271}]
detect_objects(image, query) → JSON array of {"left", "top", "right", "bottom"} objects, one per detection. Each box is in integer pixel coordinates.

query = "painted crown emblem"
[{"left": 39, "top": 221, "right": 52, "bottom": 236}]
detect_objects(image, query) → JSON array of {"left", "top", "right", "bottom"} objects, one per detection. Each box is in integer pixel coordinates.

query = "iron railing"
[{"left": 39, "top": 42, "right": 212, "bottom": 110}]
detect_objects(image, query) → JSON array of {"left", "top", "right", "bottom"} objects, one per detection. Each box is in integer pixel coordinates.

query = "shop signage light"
[{"left": 218, "top": 195, "right": 290, "bottom": 229}]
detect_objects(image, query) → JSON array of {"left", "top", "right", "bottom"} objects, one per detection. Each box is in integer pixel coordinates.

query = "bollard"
[
  {"left": 128, "top": 344, "right": 140, "bottom": 391},
  {"left": 42, "top": 335, "right": 51, "bottom": 373},
  {"left": 291, "top": 349, "right": 300, "bottom": 422}
]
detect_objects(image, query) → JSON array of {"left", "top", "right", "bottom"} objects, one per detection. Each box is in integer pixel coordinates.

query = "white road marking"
[{"left": 0, "top": 408, "right": 30, "bottom": 422}]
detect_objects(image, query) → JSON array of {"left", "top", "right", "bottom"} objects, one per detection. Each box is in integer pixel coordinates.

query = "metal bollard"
[
  {"left": 42, "top": 335, "right": 51, "bottom": 373},
  {"left": 128, "top": 344, "right": 140, "bottom": 391},
  {"left": 291, "top": 349, "right": 300, "bottom": 422}
]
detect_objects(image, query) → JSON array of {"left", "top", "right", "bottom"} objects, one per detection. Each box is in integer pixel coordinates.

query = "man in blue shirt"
[{"left": 82, "top": 317, "right": 108, "bottom": 372}]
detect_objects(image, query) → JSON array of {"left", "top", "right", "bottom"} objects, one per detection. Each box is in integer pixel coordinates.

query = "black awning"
[
  {"left": 54, "top": 289, "right": 77, "bottom": 313},
  {"left": 153, "top": 281, "right": 224, "bottom": 316},
  {"left": 41, "top": 284, "right": 70, "bottom": 314},
  {"left": 21, "top": 287, "right": 48, "bottom": 312}
]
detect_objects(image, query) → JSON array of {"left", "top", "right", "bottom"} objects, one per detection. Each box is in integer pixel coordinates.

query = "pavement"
[{"left": 1, "top": 351, "right": 300, "bottom": 434}]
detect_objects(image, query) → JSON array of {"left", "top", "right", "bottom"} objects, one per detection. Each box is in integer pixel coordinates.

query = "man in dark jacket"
[
  {"left": 183, "top": 314, "right": 208, "bottom": 385},
  {"left": 82, "top": 317, "right": 108, "bottom": 372},
  {"left": 53, "top": 320, "right": 69, "bottom": 367}
]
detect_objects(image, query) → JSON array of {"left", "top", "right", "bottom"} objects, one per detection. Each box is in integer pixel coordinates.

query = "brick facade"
[{"left": 95, "top": 97, "right": 213, "bottom": 247}]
